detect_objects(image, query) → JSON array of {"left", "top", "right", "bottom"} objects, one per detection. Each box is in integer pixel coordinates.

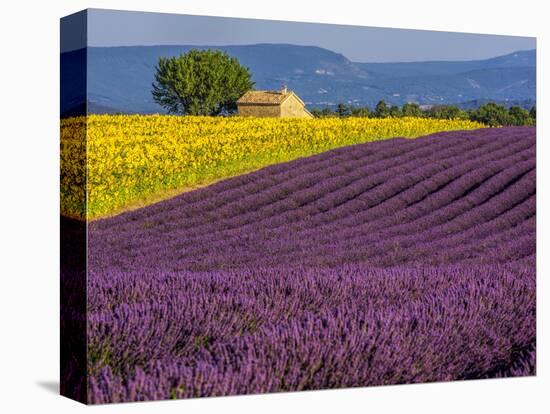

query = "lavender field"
[{"left": 86, "top": 127, "right": 536, "bottom": 403}]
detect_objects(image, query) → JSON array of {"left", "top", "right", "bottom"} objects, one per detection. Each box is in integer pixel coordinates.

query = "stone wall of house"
[
  {"left": 281, "top": 96, "right": 313, "bottom": 118},
  {"left": 237, "top": 104, "right": 281, "bottom": 117}
]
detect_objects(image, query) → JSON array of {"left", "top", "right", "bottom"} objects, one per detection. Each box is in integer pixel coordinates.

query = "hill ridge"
[{"left": 61, "top": 45, "right": 535, "bottom": 116}]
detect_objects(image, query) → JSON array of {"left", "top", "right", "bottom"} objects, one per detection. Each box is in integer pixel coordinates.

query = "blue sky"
[{"left": 62, "top": 8, "right": 536, "bottom": 62}]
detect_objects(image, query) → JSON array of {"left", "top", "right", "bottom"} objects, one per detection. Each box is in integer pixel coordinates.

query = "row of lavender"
[
  {"left": 87, "top": 127, "right": 536, "bottom": 403},
  {"left": 89, "top": 128, "right": 534, "bottom": 271}
]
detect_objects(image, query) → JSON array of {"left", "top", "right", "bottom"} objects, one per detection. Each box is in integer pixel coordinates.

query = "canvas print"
[{"left": 60, "top": 9, "right": 536, "bottom": 405}]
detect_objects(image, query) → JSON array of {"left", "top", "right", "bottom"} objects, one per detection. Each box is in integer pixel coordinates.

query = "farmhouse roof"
[{"left": 237, "top": 89, "right": 306, "bottom": 106}]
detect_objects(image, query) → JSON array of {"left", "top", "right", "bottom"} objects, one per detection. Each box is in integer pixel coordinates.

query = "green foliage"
[
  {"left": 350, "top": 106, "right": 371, "bottom": 117},
  {"left": 529, "top": 105, "right": 536, "bottom": 122},
  {"left": 389, "top": 105, "right": 401, "bottom": 117},
  {"left": 310, "top": 108, "right": 322, "bottom": 118},
  {"left": 427, "top": 105, "right": 465, "bottom": 120},
  {"left": 470, "top": 103, "right": 511, "bottom": 127},
  {"left": 402, "top": 102, "right": 422, "bottom": 117},
  {"left": 152, "top": 49, "right": 254, "bottom": 115},
  {"left": 336, "top": 103, "right": 351, "bottom": 117},
  {"left": 88, "top": 343, "right": 112, "bottom": 375},
  {"left": 311, "top": 106, "right": 344, "bottom": 118},
  {"left": 508, "top": 106, "right": 532, "bottom": 126},
  {"left": 375, "top": 100, "right": 390, "bottom": 118},
  {"left": 310, "top": 100, "right": 536, "bottom": 126},
  {"left": 321, "top": 107, "right": 336, "bottom": 117},
  {"left": 193, "top": 334, "right": 212, "bottom": 350},
  {"left": 169, "top": 384, "right": 186, "bottom": 400},
  {"left": 311, "top": 104, "right": 370, "bottom": 118}
]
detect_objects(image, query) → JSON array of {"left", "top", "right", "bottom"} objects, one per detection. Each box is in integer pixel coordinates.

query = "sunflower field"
[{"left": 60, "top": 114, "right": 485, "bottom": 219}]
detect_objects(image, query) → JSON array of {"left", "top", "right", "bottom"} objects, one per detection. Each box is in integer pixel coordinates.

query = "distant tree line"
[{"left": 310, "top": 101, "right": 536, "bottom": 127}]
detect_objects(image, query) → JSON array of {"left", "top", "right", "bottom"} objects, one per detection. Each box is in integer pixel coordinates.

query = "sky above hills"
[{"left": 63, "top": 8, "right": 536, "bottom": 62}]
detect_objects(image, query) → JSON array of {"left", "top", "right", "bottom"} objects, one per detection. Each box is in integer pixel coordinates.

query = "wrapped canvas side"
[{"left": 60, "top": 10, "right": 88, "bottom": 404}]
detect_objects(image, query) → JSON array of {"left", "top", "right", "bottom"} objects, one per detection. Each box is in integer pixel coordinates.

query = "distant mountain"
[
  {"left": 60, "top": 45, "right": 535, "bottom": 116},
  {"left": 356, "top": 50, "right": 535, "bottom": 108},
  {"left": 355, "top": 49, "right": 536, "bottom": 77},
  {"left": 457, "top": 97, "right": 536, "bottom": 110}
]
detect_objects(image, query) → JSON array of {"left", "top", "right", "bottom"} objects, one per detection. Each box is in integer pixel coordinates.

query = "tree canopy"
[
  {"left": 389, "top": 105, "right": 401, "bottom": 117},
  {"left": 470, "top": 103, "right": 511, "bottom": 127},
  {"left": 508, "top": 106, "right": 531, "bottom": 126},
  {"left": 311, "top": 100, "right": 536, "bottom": 127},
  {"left": 402, "top": 102, "right": 422, "bottom": 117},
  {"left": 374, "top": 100, "right": 390, "bottom": 118},
  {"left": 529, "top": 105, "right": 536, "bottom": 120},
  {"left": 427, "top": 105, "right": 464, "bottom": 120},
  {"left": 152, "top": 49, "right": 254, "bottom": 115},
  {"left": 336, "top": 103, "right": 351, "bottom": 117}
]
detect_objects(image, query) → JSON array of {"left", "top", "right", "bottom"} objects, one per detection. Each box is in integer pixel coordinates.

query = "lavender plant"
[{"left": 86, "top": 127, "right": 536, "bottom": 403}]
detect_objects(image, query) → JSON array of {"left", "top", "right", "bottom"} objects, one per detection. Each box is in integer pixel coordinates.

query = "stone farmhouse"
[{"left": 236, "top": 86, "right": 314, "bottom": 118}]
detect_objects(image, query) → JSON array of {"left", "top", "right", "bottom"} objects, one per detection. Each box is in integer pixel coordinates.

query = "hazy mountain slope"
[
  {"left": 357, "top": 49, "right": 535, "bottom": 77},
  {"left": 60, "top": 45, "right": 535, "bottom": 115}
]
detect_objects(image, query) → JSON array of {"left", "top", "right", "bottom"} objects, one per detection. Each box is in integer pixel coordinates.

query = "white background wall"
[{"left": 0, "top": 0, "right": 546, "bottom": 412}]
